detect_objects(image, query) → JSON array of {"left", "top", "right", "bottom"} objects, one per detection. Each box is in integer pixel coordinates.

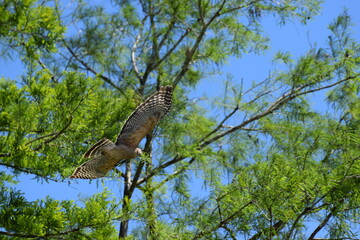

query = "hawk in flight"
[{"left": 70, "top": 86, "right": 173, "bottom": 179}]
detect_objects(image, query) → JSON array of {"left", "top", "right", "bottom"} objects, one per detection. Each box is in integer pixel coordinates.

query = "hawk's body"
[{"left": 70, "top": 86, "right": 173, "bottom": 179}]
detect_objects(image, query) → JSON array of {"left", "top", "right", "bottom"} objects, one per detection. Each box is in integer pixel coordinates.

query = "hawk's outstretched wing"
[
  {"left": 70, "top": 86, "right": 173, "bottom": 179},
  {"left": 116, "top": 85, "right": 173, "bottom": 148},
  {"left": 69, "top": 154, "right": 121, "bottom": 179}
]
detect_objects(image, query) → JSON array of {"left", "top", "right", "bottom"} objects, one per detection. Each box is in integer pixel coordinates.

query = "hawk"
[{"left": 70, "top": 85, "right": 173, "bottom": 179}]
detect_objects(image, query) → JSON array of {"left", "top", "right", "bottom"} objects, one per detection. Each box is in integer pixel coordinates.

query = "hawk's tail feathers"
[{"left": 83, "top": 137, "right": 113, "bottom": 159}]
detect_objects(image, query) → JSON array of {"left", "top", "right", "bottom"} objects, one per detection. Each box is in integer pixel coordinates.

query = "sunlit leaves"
[
  {"left": 0, "top": 187, "right": 119, "bottom": 239},
  {"left": 0, "top": 0, "right": 360, "bottom": 239},
  {"left": 0, "top": 0, "right": 65, "bottom": 59}
]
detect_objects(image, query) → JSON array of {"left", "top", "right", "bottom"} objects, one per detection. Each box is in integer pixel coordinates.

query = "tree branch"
[
  {"left": 136, "top": 155, "right": 186, "bottom": 186},
  {"left": 128, "top": 134, "right": 153, "bottom": 197},
  {"left": 158, "top": 18, "right": 176, "bottom": 49},
  {"left": 31, "top": 116, "right": 73, "bottom": 151},
  {"left": 64, "top": 43, "right": 125, "bottom": 94},
  {"left": 192, "top": 200, "right": 253, "bottom": 240},
  {"left": 248, "top": 220, "right": 285, "bottom": 240},
  {"left": 199, "top": 104, "right": 239, "bottom": 142},
  {"left": 36, "top": 58, "right": 58, "bottom": 83},
  {"left": 151, "top": 28, "right": 191, "bottom": 73},
  {"left": 152, "top": 157, "right": 195, "bottom": 189},
  {"left": 222, "top": 225, "right": 237, "bottom": 240},
  {"left": 286, "top": 207, "right": 313, "bottom": 240},
  {"left": 0, "top": 162, "right": 59, "bottom": 182},
  {"left": 0, "top": 224, "right": 98, "bottom": 238},
  {"left": 220, "top": 0, "right": 261, "bottom": 15},
  {"left": 199, "top": 74, "right": 359, "bottom": 149},
  {"left": 25, "top": 132, "right": 58, "bottom": 146},
  {"left": 119, "top": 159, "right": 132, "bottom": 238},
  {"left": 138, "top": 74, "right": 359, "bottom": 190},
  {"left": 173, "top": 0, "right": 227, "bottom": 87},
  {"left": 131, "top": 33, "right": 143, "bottom": 84},
  {"left": 308, "top": 204, "right": 340, "bottom": 240}
]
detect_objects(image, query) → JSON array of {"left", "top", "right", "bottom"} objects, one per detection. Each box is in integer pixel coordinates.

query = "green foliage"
[
  {"left": 0, "top": 186, "right": 119, "bottom": 239},
  {"left": 0, "top": 0, "right": 65, "bottom": 59},
  {"left": 0, "top": 0, "right": 359, "bottom": 239}
]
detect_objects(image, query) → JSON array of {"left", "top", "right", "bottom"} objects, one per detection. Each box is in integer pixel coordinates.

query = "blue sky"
[{"left": 1, "top": 0, "right": 360, "bottom": 237}]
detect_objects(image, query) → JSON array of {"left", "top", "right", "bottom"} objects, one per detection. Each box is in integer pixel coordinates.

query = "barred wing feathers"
[
  {"left": 83, "top": 138, "right": 113, "bottom": 159},
  {"left": 70, "top": 154, "right": 115, "bottom": 179},
  {"left": 70, "top": 85, "right": 173, "bottom": 179},
  {"left": 116, "top": 85, "right": 173, "bottom": 149}
]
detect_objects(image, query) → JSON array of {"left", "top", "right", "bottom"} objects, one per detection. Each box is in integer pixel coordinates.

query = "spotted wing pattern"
[{"left": 116, "top": 85, "right": 173, "bottom": 148}]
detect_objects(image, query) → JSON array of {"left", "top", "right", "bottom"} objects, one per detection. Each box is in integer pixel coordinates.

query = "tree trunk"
[
  {"left": 119, "top": 160, "right": 132, "bottom": 239},
  {"left": 144, "top": 135, "right": 157, "bottom": 239},
  {"left": 145, "top": 176, "right": 157, "bottom": 239}
]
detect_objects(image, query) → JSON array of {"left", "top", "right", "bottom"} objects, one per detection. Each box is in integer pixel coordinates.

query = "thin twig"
[
  {"left": 173, "top": 0, "right": 227, "bottom": 87},
  {"left": 151, "top": 28, "right": 191, "bottom": 72},
  {"left": 25, "top": 132, "right": 57, "bottom": 145},
  {"left": 192, "top": 200, "right": 253, "bottom": 240},
  {"left": 199, "top": 105, "right": 239, "bottom": 142},
  {"left": 64, "top": 43, "right": 125, "bottom": 94},
  {"left": 32, "top": 116, "right": 73, "bottom": 151},
  {"left": 0, "top": 162, "right": 59, "bottom": 182},
  {"left": 36, "top": 58, "right": 57, "bottom": 83},
  {"left": 152, "top": 157, "right": 195, "bottom": 189}
]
